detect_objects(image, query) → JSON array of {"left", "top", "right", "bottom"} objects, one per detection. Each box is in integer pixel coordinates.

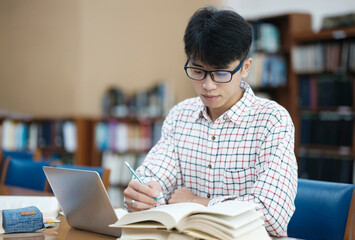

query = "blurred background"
[{"left": 1, "top": 0, "right": 355, "bottom": 206}]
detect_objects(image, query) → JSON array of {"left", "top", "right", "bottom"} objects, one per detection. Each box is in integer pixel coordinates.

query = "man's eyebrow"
[
  {"left": 190, "top": 60, "right": 228, "bottom": 70},
  {"left": 190, "top": 61, "right": 203, "bottom": 68}
]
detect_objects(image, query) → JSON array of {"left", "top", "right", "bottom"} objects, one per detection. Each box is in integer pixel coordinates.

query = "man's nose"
[{"left": 202, "top": 73, "right": 217, "bottom": 90}]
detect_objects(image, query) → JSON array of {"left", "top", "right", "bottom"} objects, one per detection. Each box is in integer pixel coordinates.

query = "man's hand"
[
  {"left": 168, "top": 187, "right": 210, "bottom": 206},
  {"left": 124, "top": 180, "right": 161, "bottom": 212}
]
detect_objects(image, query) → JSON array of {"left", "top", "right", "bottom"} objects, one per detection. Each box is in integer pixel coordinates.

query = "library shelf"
[
  {"left": 298, "top": 145, "right": 354, "bottom": 158},
  {"left": 294, "top": 27, "right": 355, "bottom": 43},
  {"left": 247, "top": 13, "right": 312, "bottom": 153},
  {"left": 0, "top": 116, "right": 94, "bottom": 167},
  {"left": 293, "top": 26, "right": 355, "bottom": 183}
]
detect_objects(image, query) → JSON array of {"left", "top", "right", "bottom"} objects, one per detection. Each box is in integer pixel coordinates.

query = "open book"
[{"left": 110, "top": 201, "right": 271, "bottom": 240}]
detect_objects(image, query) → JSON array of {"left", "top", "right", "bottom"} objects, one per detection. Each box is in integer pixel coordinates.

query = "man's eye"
[
  {"left": 215, "top": 71, "right": 229, "bottom": 76},
  {"left": 193, "top": 69, "right": 203, "bottom": 74}
]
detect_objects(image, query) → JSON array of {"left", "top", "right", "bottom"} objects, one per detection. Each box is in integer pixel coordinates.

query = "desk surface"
[
  {"left": 0, "top": 185, "right": 51, "bottom": 196},
  {"left": 0, "top": 215, "right": 117, "bottom": 240}
]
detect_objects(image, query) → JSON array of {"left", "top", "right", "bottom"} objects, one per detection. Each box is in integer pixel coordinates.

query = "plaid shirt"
[{"left": 137, "top": 81, "right": 298, "bottom": 236}]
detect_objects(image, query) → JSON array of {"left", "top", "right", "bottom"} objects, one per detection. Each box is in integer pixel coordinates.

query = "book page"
[
  {"left": 121, "top": 228, "right": 196, "bottom": 240},
  {"left": 198, "top": 200, "right": 257, "bottom": 217},
  {"left": 111, "top": 202, "right": 205, "bottom": 230},
  {"left": 177, "top": 210, "right": 263, "bottom": 230},
  {"left": 182, "top": 218, "right": 264, "bottom": 240},
  {"left": 0, "top": 196, "right": 60, "bottom": 219}
]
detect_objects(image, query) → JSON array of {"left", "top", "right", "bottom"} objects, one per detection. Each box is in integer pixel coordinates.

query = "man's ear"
[{"left": 241, "top": 58, "right": 253, "bottom": 79}]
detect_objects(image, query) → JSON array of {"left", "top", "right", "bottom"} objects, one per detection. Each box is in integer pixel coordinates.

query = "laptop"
[{"left": 43, "top": 166, "right": 122, "bottom": 237}]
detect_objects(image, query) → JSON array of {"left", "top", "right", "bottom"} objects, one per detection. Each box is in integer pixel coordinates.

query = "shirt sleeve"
[
  {"left": 135, "top": 105, "right": 181, "bottom": 202},
  {"left": 208, "top": 111, "right": 298, "bottom": 237}
]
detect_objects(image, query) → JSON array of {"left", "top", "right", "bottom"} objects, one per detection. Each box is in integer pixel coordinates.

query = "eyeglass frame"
[{"left": 184, "top": 57, "right": 246, "bottom": 83}]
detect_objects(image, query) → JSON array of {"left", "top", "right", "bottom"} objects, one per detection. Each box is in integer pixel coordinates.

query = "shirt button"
[
  {"left": 208, "top": 164, "right": 212, "bottom": 169},
  {"left": 211, "top": 136, "right": 215, "bottom": 140},
  {"left": 207, "top": 193, "right": 211, "bottom": 198}
]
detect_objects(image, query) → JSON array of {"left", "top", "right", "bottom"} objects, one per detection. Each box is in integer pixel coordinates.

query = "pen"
[{"left": 124, "top": 161, "right": 161, "bottom": 201}]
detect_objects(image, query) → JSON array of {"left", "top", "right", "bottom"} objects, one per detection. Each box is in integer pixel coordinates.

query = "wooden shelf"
[
  {"left": 247, "top": 13, "right": 313, "bottom": 155},
  {"left": 294, "top": 26, "right": 355, "bottom": 182},
  {"left": 253, "top": 86, "right": 288, "bottom": 92},
  {"left": 299, "top": 145, "right": 354, "bottom": 157},
  {"left": 296, "top": 70, "right": 355, "bottom": 76},
  {"left": 96, "top": 150, "right": 149, "bottom": 155},
  {"left": 99, "top": 116, "right": 163, "bottom": 124},
  {"left": 294, "top": 27, "right": 355, "bottom": 43},
  {"left": 299, "top": 106, "right": 354, "bottom": 113}
]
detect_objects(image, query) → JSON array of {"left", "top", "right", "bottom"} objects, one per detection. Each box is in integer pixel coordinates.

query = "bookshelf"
[
  {"left": 0, "top": 116, "right": 94, "bottom": 167},
  {"left": 246, "top": 13, "right": 312, "bottom": 153},
  {"left": 93, "top": 117, "right": 163, "bottom": 188},
  {"left": 92, "top": 82, "right": 172, "bottom": 188},
  {"left": 292, "top": 27, "right": 355, "bottom": 183}
]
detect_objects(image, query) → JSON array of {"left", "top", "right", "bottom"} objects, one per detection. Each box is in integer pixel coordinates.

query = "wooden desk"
[
  {"left": 0, "top": 185, "right": 51, "bottom": 196},
  {"left": 0, "top": 215, "right": 117, "bottom": 240}
]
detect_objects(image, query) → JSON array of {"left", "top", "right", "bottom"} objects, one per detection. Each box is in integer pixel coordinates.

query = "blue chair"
[
  {"left": 2, "top": 150, "right": 36, "bottom": 160},
  {"left": 0, "top": 150, "right": 42, "bottom": 179},
  {"left": 288, "top": 179, "right": 355, "bottom": 240},
  {"left": 50, "top": 163, "right": 111, "bottom": 190},
  {"left": 0, "top": 157, "right": 50, "bottom": 191}
]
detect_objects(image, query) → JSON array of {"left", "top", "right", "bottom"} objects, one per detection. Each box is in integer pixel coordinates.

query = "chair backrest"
[
  {"left": 288, "top": 178, "right": 355, "bottom": 240},
  {"left": 0, "top": 157, "right": 50, "bottom": 191},
  {"left": 0, "top": 149, "right": 42, "bottom": 175},
  {"left": 51, "top": 163, "right": 111, "bottom": 190},
  {"left": 2, "top": 150, "right": 34, "bottom": 160}
]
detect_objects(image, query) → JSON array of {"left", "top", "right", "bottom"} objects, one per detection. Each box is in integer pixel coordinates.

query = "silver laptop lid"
[{"left": 43, "top": 166, "right": 121, "bottom": 237}]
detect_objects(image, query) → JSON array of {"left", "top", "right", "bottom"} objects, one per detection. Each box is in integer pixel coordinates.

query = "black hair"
[{"left": 184, "top": 6, "right": 252, "bottom": 68}]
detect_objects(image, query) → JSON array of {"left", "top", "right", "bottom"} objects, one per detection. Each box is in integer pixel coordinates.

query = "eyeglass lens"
[{"left": 186, "top": 68, "right": 231, "bottom": 82}]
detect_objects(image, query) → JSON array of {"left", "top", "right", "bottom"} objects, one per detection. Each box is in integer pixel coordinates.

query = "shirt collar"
[
  {"left": 191, "top": 81, "right": 256, "bottom": 123},
  {"left": 191, "top": 99, "right": 206, "bottom": 121},
  {"left": 225, "top": 81, "right": 256, "bottom": 123}
]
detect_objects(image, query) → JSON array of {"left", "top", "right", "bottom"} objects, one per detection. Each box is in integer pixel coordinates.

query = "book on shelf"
[
  {"left": 248, "top": 19, "right": 286, "bottom": 89},
  {"left": 292, "top": 40, "right": 355, "bottom": 74},
  {"left": 0, "top": 119, "right": 77, "bottom": 153},
  {"left": 247, "top": 53, "right": 286, "bottom": 88},
  {"left": 251, "top": 22, "right": 280, "bottom": 53},
  {"left": 95, "top": 122, "right": 109, "bottom": 151},
  {"left": 94, "top": 120, "right": 162, "bottom": 153},
  {"left": 102, "top": 152, "right": 147, "bottom": 187},
  {"left": 62, "top": 121, "right": 77, "bottom": 153},
  {"left": 102, "top": 152, "right": 121, "bottom": 186},
  {"left": 103, "top": 82, "right": 174, "bottom": 119},
  {"left": 110, "top": 201, "right": 271, "bottom": 240},
  {"left": 300, "top": 111, "right": 354, "bottom": 146},
  {"left": 299, "top": 154, "right": 353, "bottom": 183},
  {"left": 350, "top": 41, "right": 355, "bottom": 71},
  {"left": 120, "top": 154, "right": 136, "bottom": 185},
  {"left": 298, "top": 74, "right": 353, "bottom": 108},
  {"left": 321, "top": 13, "right": 355, "bottom": 30}
]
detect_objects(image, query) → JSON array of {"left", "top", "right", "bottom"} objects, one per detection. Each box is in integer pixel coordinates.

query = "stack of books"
[{"left": 110, "top": 201, "right": 271, "bottom": 240}]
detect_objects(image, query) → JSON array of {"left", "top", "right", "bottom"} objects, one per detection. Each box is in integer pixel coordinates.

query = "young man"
[{"left": 123, "top": 6, "right": 297, "bottom": 237}]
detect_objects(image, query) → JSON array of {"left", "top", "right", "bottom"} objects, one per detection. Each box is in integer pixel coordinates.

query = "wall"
[
  {"left": 223, "top": 0, "right": 355, "bottom": 32},
  {"left": 0, "top": 0, "right": 80, "bottom": 117},
  {"left": 0, "top": 0, "right": 220, "bottom": 117}
]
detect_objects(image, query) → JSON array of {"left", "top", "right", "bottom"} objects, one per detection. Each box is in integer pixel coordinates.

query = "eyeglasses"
[{"left": 184, "top": 57, "right": 245, "bottom": 83}]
